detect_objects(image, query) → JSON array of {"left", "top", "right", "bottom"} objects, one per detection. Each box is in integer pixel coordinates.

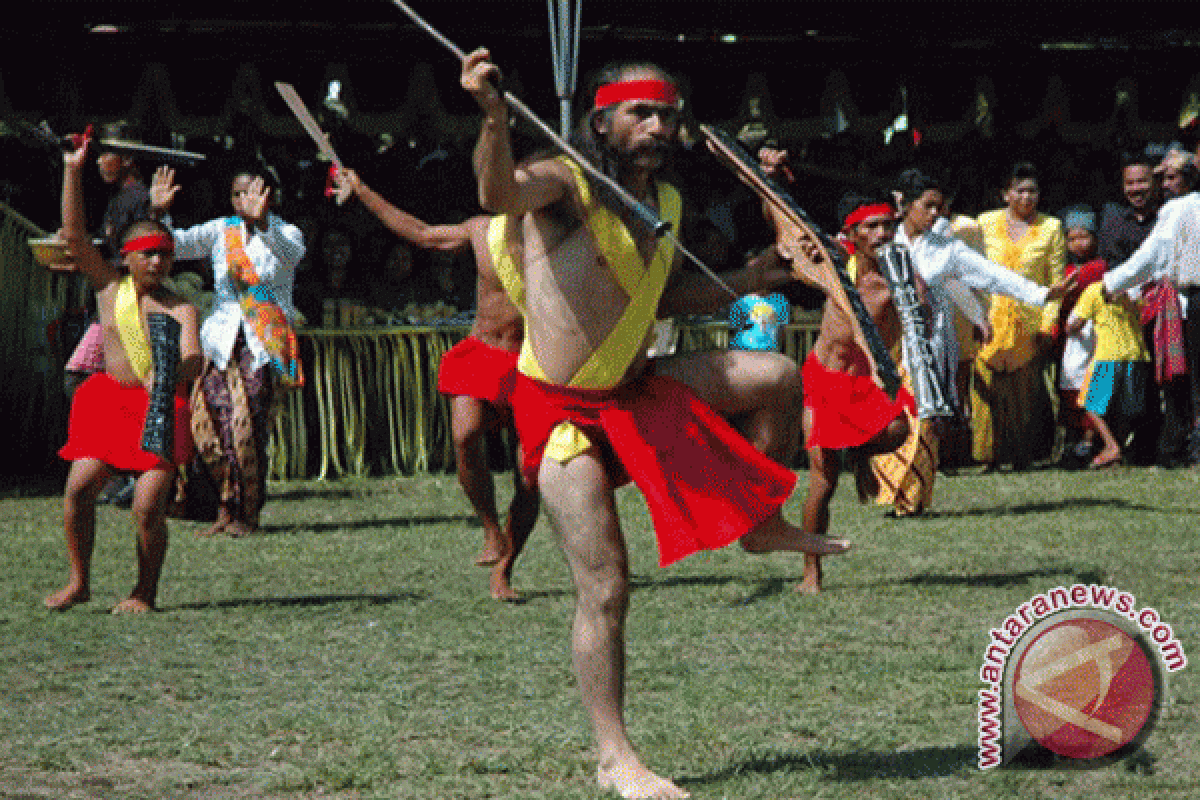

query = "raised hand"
[
  {"left": 63, "top": 135, "right": 90, "bottom": 171},
  {"left": 150, "top": 166, "right": 180, "bottom": 213},
  {"left": 242, "top": 176, "right": 270, "bottom": 226},
  {"left": 757, "top": 146, "right": 794, "bottom": 184},
  {"left": 332, "top": 166, "right": 362, "bottom": 204},
  {"left": 461, "top": 48, "right": 505, "bottom": 116}
]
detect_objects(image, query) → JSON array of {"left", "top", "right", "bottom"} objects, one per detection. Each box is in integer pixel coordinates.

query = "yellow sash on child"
[{"left": 115, "top": 275, "right": 152, "bottom": 382}]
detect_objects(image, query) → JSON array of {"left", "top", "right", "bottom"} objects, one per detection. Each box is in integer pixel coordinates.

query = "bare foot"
[
  {"left": 794, "top": 577, "right": 820, "bottom": 595},
  {"left": 474, "top": 528, "right": 507, "bottom": 567},
  {"left": 597, "top": 761, "right": 689, "bottom": 799},
  {"left": 490, "top": 577, "right": 520, "bottom": 602},
  {"left": 489, "top": 561, "right": 520, "bottom": 602},
  {"left": 45, "top": 584, "right": 90, "bottom": 611},
  {"left": 741, "top": 523, "right": 850, "bottom": 556},
  {"left": 1089, "top": 448, "right": 1122, "bottom": 469},
  {"left": 111, "top": 596, "right": 155, "bottom": 614},
  {"left": 224, "top": 519, "right": 255, "bottom": 539},
  {"left": 198, "top": 509, "right": 231, "bottom": 538},
  {"left": 793, "top": 554, "right": 822, "bottom": 595}
]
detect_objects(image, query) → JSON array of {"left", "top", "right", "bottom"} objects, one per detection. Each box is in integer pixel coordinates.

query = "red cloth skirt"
[
  {"left": 59, "top": 372, "right": 194, "bottom": 471},
  {"left": 512, "top": 373, "right": 797, "bottom": 567},
  {"left": 802, "top": 351, "right": 914, "bottom": 450},
  {"left": 436, "top": 336, "right": 520, "bottom": 408}
]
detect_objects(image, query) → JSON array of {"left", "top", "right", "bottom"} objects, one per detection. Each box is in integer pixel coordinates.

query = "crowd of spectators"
[{"left": 8, "top": 84, "right": 1200, "bottom": 472}]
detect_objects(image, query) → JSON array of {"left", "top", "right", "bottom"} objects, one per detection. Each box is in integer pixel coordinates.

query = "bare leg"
[
  {"left": 655, "top": 349, "right": 802, "bottom": 464},
  {"left": 112, "top": 468, "right": 174, "bottom": 614},
  {"left": 451, "top": 395, "right": 508, "bottom": 566},
  {"left": 46, "top": 459, "right": 111, "bottom": 610},
  {"left": 540, "top": 452, "right": 688, "bottom": 800},
  {"left": 778, "top": 410, "right": 907, "bottom": 594},
  {"left": 659, "top": 351, "right": 849, "bottom": 584},
  {"left": 199, "top": 506, "right": 232, "bottom": 538},
  {"left": 794, "top": 440, "right": 840, "bottom": 595},
  {"left": 490, "top": 448, "right": 540, "bottom": 601},
  {"left": 1086, "top": 410, "right": 1122, "bottom": 467}
]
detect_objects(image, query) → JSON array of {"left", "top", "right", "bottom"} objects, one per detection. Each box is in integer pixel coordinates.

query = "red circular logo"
[{"left": 1012, "top": 617, "right": 1156, "bottom": 760}]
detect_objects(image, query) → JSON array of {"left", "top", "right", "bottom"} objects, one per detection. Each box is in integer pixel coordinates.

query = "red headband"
[
  {"left": 121, "top": 233, "right": 174, "bottom": 255},
  {"left": 842, "top": 203, "right": 895, "bottom": 231},
  {"left": 594, "top": 79, "right": 679, "bottom": 110}
]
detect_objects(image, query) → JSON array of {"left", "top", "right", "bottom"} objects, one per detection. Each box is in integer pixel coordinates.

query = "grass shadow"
[
  {"left": 685, "top": 744, "right": 977, "bottom": 786},
  {"left": 170, "top": 591, "right": 425, "bottom": 611},
  {"left": 845, "top": 567, "right": 1105, "bottom": 591},
  {"left": 516, "top": 574, "right": 753, "bottom": 604},
  {"left": 901, "top": 566, "right": 1096, "bottom": 588},
  {"left": 630, "top": 574, "right": 748, "bottom": 591},
  {"left": 255, "top": 515, "right": 479, "bottom": 534},
  {"left": 926, "top": 497, "right": 1155, "bottom": 518},
  {"left": 728, "top": 577, "right": 788, "bottom": 605}
]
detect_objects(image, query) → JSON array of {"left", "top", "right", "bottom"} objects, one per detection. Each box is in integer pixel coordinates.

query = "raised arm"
[
  {"left": 336, "top": 168, "right": 471, "bottom": 252},
  {"left": 462, "top": 48, "right": 567, "bottom": 215},
  {"left": 60, "top": 138, "right": 118, "bottom": 288},
  {"left": 948, "top": 239, "right": 1048, "bottom": 306},
  {"left": 150, "top": 167, "right": 222, "bottom": 260},
  {"left": 940, "top": 277, "right": 989, "bottom": 330}
]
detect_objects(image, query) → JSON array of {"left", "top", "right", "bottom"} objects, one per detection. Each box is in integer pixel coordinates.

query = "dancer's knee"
[{"left": 575, "top": 565, "right": 630, "bottom": 619}]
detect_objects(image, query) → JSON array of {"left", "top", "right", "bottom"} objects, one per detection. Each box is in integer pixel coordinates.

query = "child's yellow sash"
[{"left": 115, "top": 275, "right": 152, "bottom": 382}]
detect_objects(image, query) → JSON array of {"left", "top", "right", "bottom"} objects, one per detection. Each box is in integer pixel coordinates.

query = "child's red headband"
[{"left": 121, "top": 233, "right": 175, "bottom": 255}]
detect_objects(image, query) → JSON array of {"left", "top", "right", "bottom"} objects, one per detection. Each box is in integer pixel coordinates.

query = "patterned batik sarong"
[
  {"left": 190, "top": 335, "right": 276, "bottom": 528},
  {"left": 870, "top": 411, "right": 938, "bottom": 517}
]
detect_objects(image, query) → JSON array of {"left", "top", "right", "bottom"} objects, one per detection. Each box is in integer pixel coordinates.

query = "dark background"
[{"left": 5, "top": 1, "right": 1200, "bottom": 293}]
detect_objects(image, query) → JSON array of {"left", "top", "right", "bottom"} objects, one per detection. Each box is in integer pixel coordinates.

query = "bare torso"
[
  {"left": 93, "top": 277, "right": 200, "bottom": 391},
  {"left": 517, "top": 163, "right": 663, "bottom": 387},
  {"left": 464, "top": 216, "right": 524, "bottom": 353},
  {"left": 94, "top": 280, "right": 140, "bottom": 386},
  {"left": 811, "top": 260, "right": 901, "bottom": 376}
]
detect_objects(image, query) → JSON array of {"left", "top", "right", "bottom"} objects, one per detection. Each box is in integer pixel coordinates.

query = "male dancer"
[
  {"left": 334, "top": 167, "right": 539, "bottom": 601},
  {"left": 796, "top": 193, "right": 914, "bottom": 594},
  {"left": 463, "top": 49, "right": 848, "bottom": 799},
  {"left": 47, "top": 136, "right": 202, "bottom": 613}
]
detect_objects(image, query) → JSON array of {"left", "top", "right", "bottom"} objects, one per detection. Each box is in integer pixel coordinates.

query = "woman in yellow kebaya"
[{"left": 973, "top": 162, "right": 1066, "bottom": 470}]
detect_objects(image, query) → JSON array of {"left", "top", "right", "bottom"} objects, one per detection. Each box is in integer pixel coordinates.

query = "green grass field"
[{"left": 2, "top": 465, "right": 1197, "bottom": 799}]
